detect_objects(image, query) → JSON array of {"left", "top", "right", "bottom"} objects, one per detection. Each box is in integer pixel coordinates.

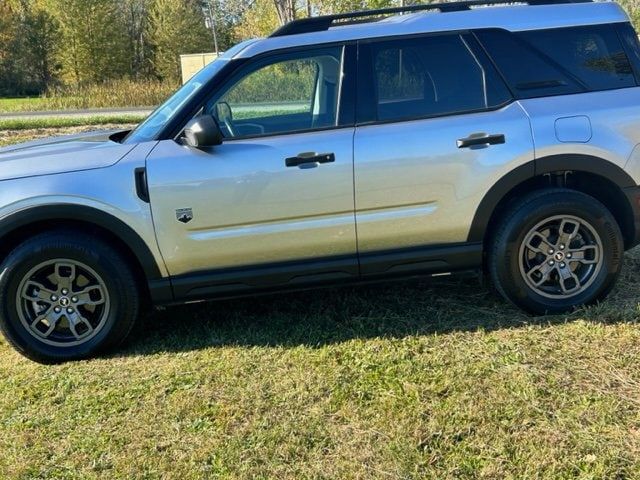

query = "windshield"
[
  {"left": 124, "top": 61, "right": 226, "bottom": 144},
  {"left": 124, "top": 40, "right": 257, "bottom": 144}
]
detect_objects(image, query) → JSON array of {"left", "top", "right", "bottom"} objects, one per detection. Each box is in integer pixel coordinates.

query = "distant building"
[{"left": 180, "top": 53, "right": 221, "bottom": 84}]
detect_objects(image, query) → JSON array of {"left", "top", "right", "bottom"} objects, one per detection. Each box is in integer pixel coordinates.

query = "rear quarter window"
[
  {"left": 518, "top": 25, "right": 635, "bottom": 91},
  {"left": 476, "top": 24, "right": 637, "bottom": 99}
]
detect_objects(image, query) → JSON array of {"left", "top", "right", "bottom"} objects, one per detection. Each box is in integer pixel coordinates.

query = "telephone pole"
[{"left": 203, "top": 0, "right": 219, "bottom": 55}]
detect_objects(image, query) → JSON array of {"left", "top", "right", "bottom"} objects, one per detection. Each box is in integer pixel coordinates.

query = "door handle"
[
  {"left": 285, "top": 152, "right": 335, "bottom": 168},
  {"left": 457, "top": 133, "right": 506, "bottom": 149}
]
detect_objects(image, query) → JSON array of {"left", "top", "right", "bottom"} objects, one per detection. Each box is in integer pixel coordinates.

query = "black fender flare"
[
  {"left": 467, "top": 154, "right": 638, "bottom": 243},
  {"left": 0, "top": 204, "right": 173, "bottom": 302}
]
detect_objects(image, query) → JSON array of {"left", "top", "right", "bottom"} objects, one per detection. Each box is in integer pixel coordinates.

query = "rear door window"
[{"left": 362, "top": 33, "right": 511, "bottom": 123}]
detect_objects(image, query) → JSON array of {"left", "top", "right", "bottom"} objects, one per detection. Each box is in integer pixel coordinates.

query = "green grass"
[
  {"left": 2, "top": 126, "right": 640, "bottom": 478},
  {"left": 0, "top": 97, "right": 52, "bottom": 112},
  {"left": 0, "top": 115, "right": 147, "bottom": 131}
]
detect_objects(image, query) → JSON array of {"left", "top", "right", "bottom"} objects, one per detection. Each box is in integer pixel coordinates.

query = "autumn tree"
[{"left": 147, "top": 0, "right": 213, "bottom": 82}]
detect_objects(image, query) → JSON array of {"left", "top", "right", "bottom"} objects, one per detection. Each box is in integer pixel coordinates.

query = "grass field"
[
  {"left": 0, "top": 81, "right": 173, "bottom": 113},
  {"left": 2, "top": 126, "right": 640, "bottom": 478}
]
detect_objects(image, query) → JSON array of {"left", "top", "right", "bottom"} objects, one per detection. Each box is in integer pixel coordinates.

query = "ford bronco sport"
[{"left": 2, "top": 0, "right": 640, "bottom": 362}]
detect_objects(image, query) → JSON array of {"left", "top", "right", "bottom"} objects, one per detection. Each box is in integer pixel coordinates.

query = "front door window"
[{"left": 210, "top": 47, "right": 343, "bottom": 138}]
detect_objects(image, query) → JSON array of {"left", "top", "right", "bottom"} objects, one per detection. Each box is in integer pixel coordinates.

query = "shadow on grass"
[{"left": 120, "top": 248, "right": 640, "bottom": 356}]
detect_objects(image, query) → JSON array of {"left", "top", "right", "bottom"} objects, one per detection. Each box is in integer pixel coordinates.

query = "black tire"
[
  {"left": 0, "top": 231, "right": 140, "bottom": 363},
  {"left": 489, "top": 188, "right": 623, "bottom": 315}
]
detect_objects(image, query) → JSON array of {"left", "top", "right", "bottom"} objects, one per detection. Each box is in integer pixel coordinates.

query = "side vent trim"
[{"left": 134, "top": 167, "right": 150, "bottom": 203}]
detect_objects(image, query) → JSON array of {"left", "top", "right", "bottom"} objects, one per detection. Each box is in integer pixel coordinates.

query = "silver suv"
[{"left": 2, "top": 0, "right": 640, "bottom": 362}]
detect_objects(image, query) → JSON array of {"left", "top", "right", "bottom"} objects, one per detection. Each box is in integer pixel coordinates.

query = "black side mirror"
[{"left": 183, "top": 115, "right": 223, "bottom": 148}]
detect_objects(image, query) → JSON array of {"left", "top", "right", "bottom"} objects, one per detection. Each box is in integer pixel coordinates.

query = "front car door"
[
  {"left": 353, "top": 32, "right": 535, "bottom": 275},
  {"left": 146, "top": 45, "right": 358, "bottom": 298}
]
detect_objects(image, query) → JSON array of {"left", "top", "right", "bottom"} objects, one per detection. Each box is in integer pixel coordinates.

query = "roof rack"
[{"left": 270, "top": 0, "right": 595, "bottom": 37}]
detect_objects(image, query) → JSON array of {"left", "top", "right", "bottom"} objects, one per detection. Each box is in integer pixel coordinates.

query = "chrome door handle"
[
  {"left": 457, "top": 133, "right": 506, "bottom": 149},
  {"left": 285, "top": 152, "right": 335, "bottom": 168}
]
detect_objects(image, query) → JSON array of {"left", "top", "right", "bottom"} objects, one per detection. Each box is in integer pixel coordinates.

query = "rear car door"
[
  {"left": 146, "top": 45, "right": 358, "bottom": 295},
  {"left": 353, "top": 32, "right": 535, "bottom": 275}
]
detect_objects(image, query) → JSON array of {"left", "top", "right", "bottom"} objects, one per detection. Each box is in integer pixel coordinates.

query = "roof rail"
[{"left": 270, "top": 0, "right": 596, "bottom": 37}]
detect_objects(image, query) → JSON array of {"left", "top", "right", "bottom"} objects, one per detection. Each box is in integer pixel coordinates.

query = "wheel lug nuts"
[
  {"left": 567, "top": 253, "right": 572, "bottom": 259},
  {"left": 560, "top": 244, "right": 565, "bottom": 250},
  {"left": 560, "top": 262, "right": 566, "bottom": 268},
  {"left": 54, "top": 306, "right": 61, "bottom": 313},
  {"left": 548, "top": 249, "right": 554, "bottom": 254},
  {"left": 50, "top": 295, "right": 58, "bottom": 301},
  {"left": 66, "top": 308, "right": 74, "bottom": 314},
  {"left": 548, "top": 260, "right": 555, "bottom": 266},
  {"left": 61, "top": 289, "right": 68, "bottom": 295},
  {"left": 71, "top": 297, "right": 78, "bottom": 303}
]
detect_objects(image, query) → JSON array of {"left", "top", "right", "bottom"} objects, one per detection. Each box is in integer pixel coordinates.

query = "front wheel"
[
  {"left": 489, "top": 188, "right": 624, "bottom": 315},
  {"left": 0, "top": 231, "right": 140, "bottom": 363}
]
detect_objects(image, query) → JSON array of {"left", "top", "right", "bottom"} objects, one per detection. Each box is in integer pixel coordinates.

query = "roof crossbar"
[{"left": 270, "top": 0, "right": 595, "bottom": 37}]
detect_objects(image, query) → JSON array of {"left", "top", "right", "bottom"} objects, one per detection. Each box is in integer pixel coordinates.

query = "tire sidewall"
[
  {"left": 0, "top": 237, "right": 134, "bottom": 362},
  {"left": 494, "top": 193, "right": 623, "bottom": 314}
]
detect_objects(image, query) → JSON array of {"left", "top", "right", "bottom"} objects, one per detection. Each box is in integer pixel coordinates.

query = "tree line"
[{"left": 1, "top": 0, "right": 640, "bottom": 96}]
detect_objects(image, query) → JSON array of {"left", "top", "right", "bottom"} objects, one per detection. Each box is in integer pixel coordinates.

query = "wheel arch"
[
  {"left": 468, "top": 154, "right": 640, "bottom": 250},
  {"left": 0, "top": 205, "right": 173, "bottom": 305}
]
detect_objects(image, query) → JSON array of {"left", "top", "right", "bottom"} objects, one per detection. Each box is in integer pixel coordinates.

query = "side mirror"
[{"left": 183, "top": 115, "right": 223, "bottom": 148}]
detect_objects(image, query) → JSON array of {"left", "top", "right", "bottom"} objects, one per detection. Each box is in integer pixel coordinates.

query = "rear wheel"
[
  {"left": 489, "top": 188, "right": 623, "bottom": 314},
  {"left": 0, "top": 231, "right": 140, "bottom": 363}
]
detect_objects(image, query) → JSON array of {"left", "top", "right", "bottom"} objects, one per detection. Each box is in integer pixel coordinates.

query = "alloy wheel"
[{"left": 15, "top": 259, "right": 110, "bottom": 347}]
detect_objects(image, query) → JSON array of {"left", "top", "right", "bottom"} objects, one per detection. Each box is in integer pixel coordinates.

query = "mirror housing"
[{"left": 183, "top": 115, "right": 223, "bottom": 148}]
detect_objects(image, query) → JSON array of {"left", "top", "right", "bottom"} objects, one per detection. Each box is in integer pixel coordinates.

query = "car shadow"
[{"left": 118, "top": 249, "right": 640, "bottom": 357}]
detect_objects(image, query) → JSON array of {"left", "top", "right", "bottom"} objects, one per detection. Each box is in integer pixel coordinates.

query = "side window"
[
  {"left": 367, "top": 34, "right": 511, "bottom": 123},
  {"left": 475, "top": 29, "right": 584, "bottom": 98},
  {"left": 210, "top": 47, "right": 343, "bottom": 138},
  {"left": 518, "top": 25, "right": 635, "bottom": 92},
  {"left": 476, "top": 25, "right": 636, "bottom": 99},
  {"left": 618, "top": 22, "right": 640, "bottom": 80}
]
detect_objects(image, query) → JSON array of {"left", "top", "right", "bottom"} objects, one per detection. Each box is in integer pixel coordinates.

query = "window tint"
[
  {"left": 476, "top": 25, "right": 636, "bottom": 99},
  {"left": 610, "top": 23, "right": 640, "bottom": 83},
  {"left": 518, "top": 25, "right": 635, "bottom": 91},
  {"left": 210, "top": 47, "right": 342, "bottom": 138},
  {"left": 368, "top": 34, "right": 511, "bottom": 122},
  {"left": 475, "top": 29, "right": 584, "bottom": 98}
]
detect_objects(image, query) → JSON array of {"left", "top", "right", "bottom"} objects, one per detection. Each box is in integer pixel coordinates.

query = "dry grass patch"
[{"left": 0, "top": 124, "right": 139, "bottom": 148}]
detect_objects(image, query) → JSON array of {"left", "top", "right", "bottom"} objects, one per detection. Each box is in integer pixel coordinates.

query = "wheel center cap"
[
  {"left": 59, "top": 297, "right": 70, "bottom": 307},
  {"left": 554, "top": 252, "right": 565, "bottom": 261}
]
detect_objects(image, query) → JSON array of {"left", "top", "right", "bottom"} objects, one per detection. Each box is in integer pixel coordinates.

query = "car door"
[
  {"left": 353, "top": 33, "right": 535, "bottom": 274},
  {"left": 145, "top": 45, "right": 358, "bottom": 295}
]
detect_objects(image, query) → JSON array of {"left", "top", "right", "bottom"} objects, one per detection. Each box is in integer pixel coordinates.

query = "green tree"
[
  {"left": 120, "top": 0, "right": 153, "bottom": 79},
  {"left": 147, "top": 0, "right": 213, "bottom": 82},
  {"left": 234, "top": 0, "right": 280, "bottom": 38},
  {"left": 20, "top": 9, "right": 61, "bottom": 90},
  {"left": 42, "top": 0, "right": 129, "bottom": 86}
]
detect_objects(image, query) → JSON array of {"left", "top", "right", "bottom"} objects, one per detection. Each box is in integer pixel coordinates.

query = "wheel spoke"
[
  {"left": 525, "top": 231, "right": 555, "bottom": 255},
  {"left": 54, "top": 262, "right": 77, "bottom": 292},
  {"left": 558, "top": 218, "right": 581, "bottom": 247},
  {"left": 21, "top": 281, "right": 56, "bottom": 303},
  {"left": 527, "top": 261, "right": 555, "bottom": 287},
  {"left": 74, "top": 285, "right": 106, "bottom": 306},
  {"left": 67, "top": 311, "right": 94, "bottom": 339},
  {"left": 31, "top": 309, "right": 60, "bottom": 338},
  {"left": 569, "top": 245, "right": 599, "bottom": 265},
  {"left": 557, "top": 265, "right": 581, "bottom": 294}
]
